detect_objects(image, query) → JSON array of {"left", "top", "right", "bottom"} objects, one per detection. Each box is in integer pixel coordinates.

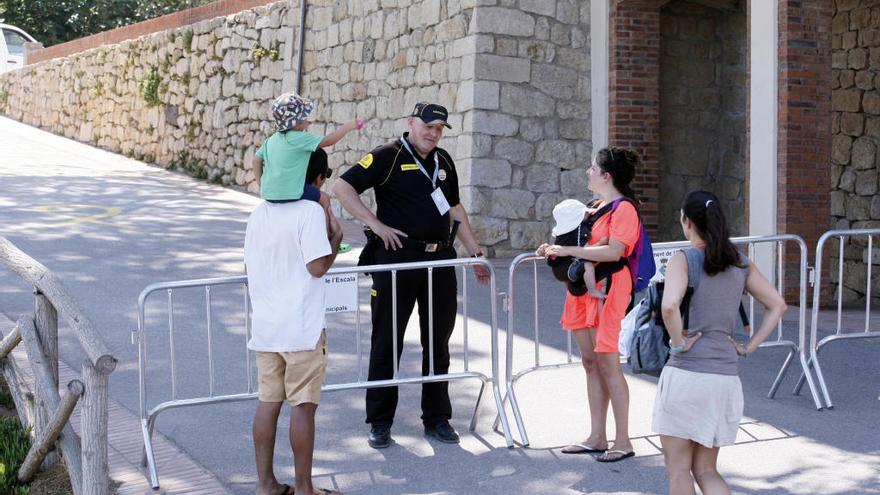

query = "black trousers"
[{"left": 365, "top": 245, "right": 458, "bottom": 428}]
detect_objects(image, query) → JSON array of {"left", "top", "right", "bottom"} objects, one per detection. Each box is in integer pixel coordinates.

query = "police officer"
[{"left": 333, "top": 102, "right": 488, "bottom": 449}]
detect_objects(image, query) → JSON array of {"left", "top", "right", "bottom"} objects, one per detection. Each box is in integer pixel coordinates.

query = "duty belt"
[
  {"left": 399, "top": 237, "right": 452, "bottom": 252},
  {"left": 363, "top": 228, "right": 451, "bottom": 253}
]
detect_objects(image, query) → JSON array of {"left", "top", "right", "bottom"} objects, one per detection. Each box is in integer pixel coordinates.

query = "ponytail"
[{"left": 681, "top": 191, "right": 745, "bottom": 275}]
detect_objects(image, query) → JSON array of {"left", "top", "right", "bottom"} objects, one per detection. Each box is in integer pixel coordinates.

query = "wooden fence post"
[
  {"left": 34, "top": 289, "right": 60, "bottom": 469},
  {"left": 82, "top": 360, "right": 110, "bottom": 495}
]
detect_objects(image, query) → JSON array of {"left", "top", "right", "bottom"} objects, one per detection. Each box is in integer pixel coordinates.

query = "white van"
[{"left": 0, "top": 22, "right": 38, "bottom": 73}]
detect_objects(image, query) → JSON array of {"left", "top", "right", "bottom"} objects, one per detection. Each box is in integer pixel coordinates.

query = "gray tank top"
[{"left": 667, "top": 248, "right": 749, "bottom": 376}]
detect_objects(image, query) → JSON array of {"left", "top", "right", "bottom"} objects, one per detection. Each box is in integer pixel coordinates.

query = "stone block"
[
  {"left": 833, "top": 134, "right": 854, "bottom": 165},
  {"left": 832, "top": 51, "right": 848, "bottom": 69},
  {"left": 531, "top": 63, "right": 578, "bottom": 100},
  {"left": 456, "top": 81, "right": 500, "bottom": 112},
  {"left": 839, "top": 168, "right": 856, "bottom": 192},
  {"left": 856, "top": 70, "right": 874, "bottom": 90},
  {"left": 856, "top": 170, "right": 879, "bottom": 196},
  {"left": 500, "top": 85, "right": 555, "bottom": 117},
  {"left": 521, "top": 0, "right": 555, "bottom": 16},
  {"left": 474, "top": 54, "right": 531, "bottom": 83},
  {"left": 864, "top": 91, "right": 880, "bottom": 114},
  {"left": 536, "top": 140, "right": 575, "bottom": 168},
  {"left": 850, "top": 7, "right": 872, "bottom": 30},
  {"left": 535, "top": 192, "right": 563, "bottom": 219},
  {"left": 452, "top": 35, "right": 495, "bottom": 57},
  {"left": 848, "top": 194, "right": 871, "bottom": 220},
  {"left": 841, "top": 113, "right": 864, "bottom": 136},
  {"left": 833, "top": 89, "right": 862, "bottom": 112},
  {"left": 839, "top": 69, "right": 854, "bottom": 89},
  {"left": 852, "top": 136, "right": 876, "bottom": 169},
  {"left": 525, "top": 165, "right": 560, "bottom": 193},
  {"left": 493, "top": 137, "right": 535, "bottom": 165},
  {"left": 460, "top": 185, "right": 487, "bottom": 214},
  {"left": 467, "top": 111, "right": 519, "bottom": 136},
  {"left": 510, "top": 221, "right": 549, "bottom": 250},
  {"left": 831, "top": 190, "right": 848, "bottom": 217},
  {"left": 849, "top": 48, "right": 867, "bottom": 69},
  {"left": 461, "top": 158, "right": 512, "bottom": 187},
  {"left": 559, "top": 119, "right": 590, "bottom": 140},
  {"left": 866, "top": 117, "right": 880, "bottom": 138},
  {"left": 470, "top": 216, "right": 509, "bottom": 246},
  {"left": 470, "top": 7, "right": 536, "bottom": 36},
  {"left": 495, "top": 38, "right": 519, "bottom": 57},
  {"left": 559, "top": 169, "right": 587, "bottom": 195},
  {"left": 517, "top": 40, "right": 555, "bottom": 63},
  {"left": 870, "top": 195, "right": 880, "bottom": 219},
  {"left": 489, "top": 189, "right": 535, "bottom": 218},
  {"left": 555, "top": 0, "right": 579, "bottom": 25}
]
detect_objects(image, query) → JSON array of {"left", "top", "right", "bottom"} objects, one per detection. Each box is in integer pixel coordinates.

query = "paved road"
[{"left": 1, "top": 116, "right": 878, "bottom": 494}]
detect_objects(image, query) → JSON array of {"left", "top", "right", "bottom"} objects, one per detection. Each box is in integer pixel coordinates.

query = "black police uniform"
[{"left": 340, "top": 132, "right": 460, "bottom": 428}]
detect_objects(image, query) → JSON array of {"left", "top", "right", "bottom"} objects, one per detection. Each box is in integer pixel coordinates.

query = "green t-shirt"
[{"left": 256, "top": 131, "right": 324, "bottom": 200}]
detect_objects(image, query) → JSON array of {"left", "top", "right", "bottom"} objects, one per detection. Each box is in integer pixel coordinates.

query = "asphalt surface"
[{"left": 1, "top": 116, "right": 878, "bottom": 494}]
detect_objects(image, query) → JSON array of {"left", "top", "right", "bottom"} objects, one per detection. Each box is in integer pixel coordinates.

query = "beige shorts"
[
  {"left": 652, "top": 366, "right": 744, "bottom": 448},
  {"left": 256, "top": 331, "right": 327, "bottom": 406}
]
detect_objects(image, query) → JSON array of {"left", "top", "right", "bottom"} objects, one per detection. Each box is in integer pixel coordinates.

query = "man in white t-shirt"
[{"left": 245, "top": 197, "right": 343, "bottom": 495}]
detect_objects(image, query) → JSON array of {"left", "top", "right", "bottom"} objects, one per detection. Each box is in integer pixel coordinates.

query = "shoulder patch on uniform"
[
  {"left": 358, "top": 153, "right": 374, "bottom": 169},
  {"left": 400, "top": 163, "right": 419, "bottom": 171}
]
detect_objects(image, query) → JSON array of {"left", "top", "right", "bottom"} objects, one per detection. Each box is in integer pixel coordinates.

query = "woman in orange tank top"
[{"left": 536, "top": 147, "right": 642, "bottom": 462}]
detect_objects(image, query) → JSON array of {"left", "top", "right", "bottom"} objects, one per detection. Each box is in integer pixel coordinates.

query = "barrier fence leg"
[
  {"left": 505, "top": 387, "right": 529, "bottom": 447},
  {"left": 796, "top": 353, "right": 824, "bottom": 410},
  {"left": 810, "top": 350, "right": 834, "bottom": 409},
  {"left": 141, "top": 419, "right": 160, "bottom": 489},
  {"left": 491, "top": 393, "right": 507, "bottom": 432},
  {"left": 469, "top": 380, "right": 486, "bottom": 432},
  {"left": 492, "top": 381, "right": 515, "bottom": 448},
  {"left": 767, "top": 347, "right": 796, "bottom": 399}
]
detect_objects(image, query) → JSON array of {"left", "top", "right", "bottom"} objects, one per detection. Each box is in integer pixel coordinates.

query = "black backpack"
[{"left": 628, "top": 248, "right": 702, "bottom": 376}]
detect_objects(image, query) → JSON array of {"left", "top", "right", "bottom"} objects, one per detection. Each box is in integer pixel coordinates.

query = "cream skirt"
[{"left": 652, "top": 366, "right": 744, "bottom": 448}]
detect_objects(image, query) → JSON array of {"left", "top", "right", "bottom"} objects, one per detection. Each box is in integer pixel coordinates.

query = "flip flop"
[
  {"left": 596, "top": 449, "right": 635, "bottom": 463},
  {"left": 561, "top": 442, "right": 606, "bottom": 454},
  {"left": 280, "top": 484, "right": 293, "bottom": 495},
  {"left": 316, "top": 489, "right": 342, "bottom": 495}
]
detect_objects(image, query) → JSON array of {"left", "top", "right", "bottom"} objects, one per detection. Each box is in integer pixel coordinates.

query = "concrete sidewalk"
[{"left": 1, "top": 116, "right": 878, "bottom": 494}]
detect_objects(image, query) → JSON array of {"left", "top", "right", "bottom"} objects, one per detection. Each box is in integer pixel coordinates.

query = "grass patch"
[{"left": 0, "top": 416, "right": 31, "bottom": 494}]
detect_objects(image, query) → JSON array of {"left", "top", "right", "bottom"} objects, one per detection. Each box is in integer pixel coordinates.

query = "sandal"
[
  {"left": 561, "top": 442, "right": 606, "bottom": 454},
  {"left": 596, "top": 449, "right": 635, "bottom": 463}
]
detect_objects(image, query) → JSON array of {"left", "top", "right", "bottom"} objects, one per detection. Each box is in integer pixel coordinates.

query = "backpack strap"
[{"left": 681, "top": 247, "right": 702, "bottom": 290}]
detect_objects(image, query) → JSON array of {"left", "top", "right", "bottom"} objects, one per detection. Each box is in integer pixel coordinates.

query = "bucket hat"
[
  {"left": 271, "top": 92, "right": 314, "bottom": 132},
  {"left": 551, "top": 199, "right": 588, "bottom": 237}
]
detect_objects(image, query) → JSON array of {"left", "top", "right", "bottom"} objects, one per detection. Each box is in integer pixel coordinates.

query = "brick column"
[
  {"left": 609, "top": 1, "right": 661, "bottom": 234},
  {"left": 777, "top": 0, "right": 833, "bottom": 297}
]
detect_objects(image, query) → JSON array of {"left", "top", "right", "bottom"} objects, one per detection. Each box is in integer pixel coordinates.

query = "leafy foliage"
[
  {"left": 0, "top": 416, "right": 31, "bottom": 494},
  {"left": 0, "top": 0, "right": 214, "bottom": 47}
]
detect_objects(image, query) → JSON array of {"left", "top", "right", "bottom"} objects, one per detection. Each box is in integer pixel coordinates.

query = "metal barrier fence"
[
  {"left": 497, "top": 235, "right": 817, "bottom": 447},
  {"left": 136, "top": 258, "right": 513, "bottom": 489},
  {"left": 794, "top": 228, "right": 880, "bottom": 409}
]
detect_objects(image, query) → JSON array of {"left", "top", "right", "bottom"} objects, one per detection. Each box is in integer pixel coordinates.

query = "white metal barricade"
[
  {"left": 497, "top": 234, "right": 816, "bottom": 447},
  {"left": 794, "top": 228, "right": 880, "bottom": 409},
  {"left": 135, "top": 258, "right": 513, "bottom": 489}
]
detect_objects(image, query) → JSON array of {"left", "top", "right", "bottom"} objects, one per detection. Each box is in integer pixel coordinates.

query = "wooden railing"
[{"left": 0, "top": 236, "right": 117, "bottom": 495}]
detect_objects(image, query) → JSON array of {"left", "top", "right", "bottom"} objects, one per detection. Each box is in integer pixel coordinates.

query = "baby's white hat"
[{"left": 551, "top": 199, "right": 588, "bottom": 237}]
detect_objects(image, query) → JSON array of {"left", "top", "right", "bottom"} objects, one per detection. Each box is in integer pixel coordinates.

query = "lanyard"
[{"left": 399, "top": 137, "right": 439, "bottom": 189}]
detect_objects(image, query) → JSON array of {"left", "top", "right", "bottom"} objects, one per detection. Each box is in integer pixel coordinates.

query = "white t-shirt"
[{"left": 244, "top": 201, "right": 331, "bottom": 352}]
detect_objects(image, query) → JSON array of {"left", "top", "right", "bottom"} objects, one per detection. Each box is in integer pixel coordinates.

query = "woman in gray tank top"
[{"left": 653, "top": 191, "right": 787, "bottom": 495}]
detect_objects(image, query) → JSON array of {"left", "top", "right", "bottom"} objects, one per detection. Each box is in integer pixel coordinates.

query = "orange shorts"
[{"left": 560, "top": 269, "right": 632, "bottom": 353}]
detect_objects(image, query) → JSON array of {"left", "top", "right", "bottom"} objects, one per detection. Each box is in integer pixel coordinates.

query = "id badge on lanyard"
[{"left": 400, "top": 137, "right": 449, "bottom": 215}]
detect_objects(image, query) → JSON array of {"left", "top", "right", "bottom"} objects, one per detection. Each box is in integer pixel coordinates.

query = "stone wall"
[
  {"left": 831, "top": 0, "right": 880, "bottom": 305},
  {"left": 458, "top": 1, "right": 591, "bottom": 256},
  {"left": 0, "top": 0, "right": 593, "bottom": 257},
  {"left": 657, "top": 0, "right": 747, "bottom": 241}
]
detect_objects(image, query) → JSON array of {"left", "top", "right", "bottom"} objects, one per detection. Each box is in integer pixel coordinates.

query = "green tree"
[{"left": 0, "top": 0, "right": 214, "bottom": 47}]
